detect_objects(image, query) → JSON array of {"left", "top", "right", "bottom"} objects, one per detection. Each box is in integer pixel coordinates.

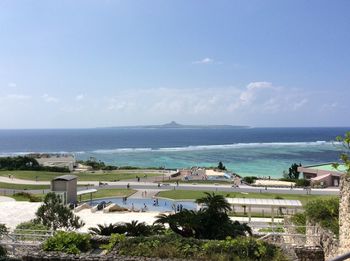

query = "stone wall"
[
  {"left": 305, "top": 222, "right": 338, "bottom": 260},
  {"left": 339, "top": 174, "right": 350, "bottom": 255},
  {"left": 294, "top": 246, "right": 325, "bottom": 261},
  {"left": 20, "top": 250, "right": 188, "bottom": 261}
]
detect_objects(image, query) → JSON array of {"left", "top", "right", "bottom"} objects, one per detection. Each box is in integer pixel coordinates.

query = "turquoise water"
[
  {"left": 78, "top": 141, "right": 341, "bottom": 178},
  {"left": 89, "top": 198, "right": 197, "bottom": 212},
  {"left": 0, "top": 127, "right": 346, "bottom": 178}
]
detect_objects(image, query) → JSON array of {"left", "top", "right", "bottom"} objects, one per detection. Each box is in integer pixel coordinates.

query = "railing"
[
  {"left": 0, "top": 229, "right": 54, "bottom": 254},
  {"left": 329, "top": 252, "right": 350, "bottom": 261}
]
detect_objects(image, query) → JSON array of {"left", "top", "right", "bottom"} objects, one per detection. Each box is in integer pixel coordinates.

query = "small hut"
[{"left": 51, "top": 175, "right": 77, "bottom": 204}]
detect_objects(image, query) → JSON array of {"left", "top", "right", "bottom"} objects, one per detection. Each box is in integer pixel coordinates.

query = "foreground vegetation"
[
  {"left": 0, "top": 170, "right": 160, "bottom": 181},
  {"left": 116, "top": 234, "right": 286, "bottom": 261},
  {"left": 79, "top": 188, "right": 136, "bottom": 201},
  {"left": 40, "top": 193, "right": 286, "bottom": 260},
  {"left": 157, "top": 190, "right": 337, "bottom": 205},
  {"left": 291, "top": 197, "right": 339, "bottom": 235},
  {"left": 0, "top": 182, "right": 49, "bottom": 190}
]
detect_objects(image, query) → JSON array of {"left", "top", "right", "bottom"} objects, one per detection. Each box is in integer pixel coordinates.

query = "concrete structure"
[
  {"left": 35, "top": 154, "right": 76, "bottom": 171},
  {"left": 298, "top": 163, "right": 345, "bottom": 187},
  {"left": 225, "top": 197, "right": 302, "bottom": 223},
  {"left": 51, "top": 175, "right": 78, "bottom": 204},
  {"left": 339, "top": 174, "right": 350, "bottom": 255},
  {"left": 205, "top": 169, "right": 234, "bottom": 181}
]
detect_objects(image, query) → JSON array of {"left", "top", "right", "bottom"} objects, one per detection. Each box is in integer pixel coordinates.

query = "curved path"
[{"left": 0, "top": 176, "right": 339, "bottom": 195}]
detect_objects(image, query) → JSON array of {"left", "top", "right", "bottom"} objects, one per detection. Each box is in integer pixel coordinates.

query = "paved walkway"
[
  {"left": 0, "top": 176, "right": 340, "bottom": 195},
  {"left": 129, "top": 189, "right": 161, "bottom": 199},
  {"left": 0, "top": 196, "right": 15, "bottom": 202}
]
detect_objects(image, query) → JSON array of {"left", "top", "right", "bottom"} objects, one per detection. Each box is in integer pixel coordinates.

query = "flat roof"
[
  {"left": 225, "top": 197, "right": 302, "bottom": 208},
  {"left": 52, "top": 175, "right": 77, "bottom": 181},
  {"left": 77, "top": 189, "right": 97, "bottom": 196},
  {"left": 303, "top": 163, "right": 347, "bottom": 172}
]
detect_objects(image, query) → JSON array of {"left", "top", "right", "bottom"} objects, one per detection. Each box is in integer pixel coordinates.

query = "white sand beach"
[{"left": 253, "top": 180, "right": 295, "bottom": 187}]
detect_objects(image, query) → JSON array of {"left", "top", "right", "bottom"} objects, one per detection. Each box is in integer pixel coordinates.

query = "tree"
[
  {"left": 286, "top": 163, "right": 301, "bottom": 180},
  {"left": 217, "top": 161, "right": 226, "bottom": 171},
  {"left": 195, "top": 192, "right": 231, "bottom": 213},
  {"left": 333, "top": 131, "right": 350, "bottom": 174},
  {"left": 35, "top": 192, "right": 84, "bottom": 230},
  {"left": 155, "top": 193, "right": 251, "bottom": 240},
  {"left": 88, "top": 223, "right": 126, "bottom": 236}
]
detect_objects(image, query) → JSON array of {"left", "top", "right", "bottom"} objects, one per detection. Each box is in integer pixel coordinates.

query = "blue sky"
[{"left": 0, "top": 0, "right": 349, "bottom": 128}]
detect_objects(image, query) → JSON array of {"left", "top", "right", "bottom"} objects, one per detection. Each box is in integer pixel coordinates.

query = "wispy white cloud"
[
  {"left": 6, "top": 94, "right": 31, "bottom": 100},
  {"left": 42, "top": 94, "right": 59, "bottom": 103},
  {"left": 8, "top": 82, "right": 17, "bottom": 88},
  {"left": 75, "top": 94, "right": 84, "bottom": 101},
  {"left": 192, "top": 57, "right": 215, "bottom": 64}
]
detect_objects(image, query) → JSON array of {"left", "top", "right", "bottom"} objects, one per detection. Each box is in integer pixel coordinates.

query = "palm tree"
[
  {"left": 124, "top": 220, "right": 151, "bottom": 237},
  {"left": 195, "top": 192, "right": 231, "bottom": 213},
  {"left": 155, "top": 210, "right": 199, "bottom": 238},
  {"left": 88, "top": 223, "right": 126, "bottom": 236}
]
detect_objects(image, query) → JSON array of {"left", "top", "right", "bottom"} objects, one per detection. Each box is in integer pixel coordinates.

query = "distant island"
[{"left": 104, "top": 121, "right": 249, "bottom": 129}]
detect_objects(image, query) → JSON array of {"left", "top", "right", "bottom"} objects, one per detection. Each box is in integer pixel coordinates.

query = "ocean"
[{"left": 0, "top": 127, "right": 348, "bottom": 178}]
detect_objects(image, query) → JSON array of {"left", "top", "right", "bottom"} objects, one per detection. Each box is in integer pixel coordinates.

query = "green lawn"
[
  {"left": 0, "top": 170, "right": 160, "bottom": 182},
  {"left": 157, "top": 190, "right": 338, "bottom": 205},
  {"left": 79, "top": 188, "right": 136, "bottom": 201},
  {"left": 9, "top": 193, "right": 46, "bottom": 202},
  {"left": 0, "top": 182, "right": 50, "bottom": 190}
]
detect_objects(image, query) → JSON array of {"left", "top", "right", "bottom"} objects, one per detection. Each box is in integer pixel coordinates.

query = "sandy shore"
[
  {"left": 0, "top": 201, "right": 160, "bottom": 231},
  {"left": 0, "top": 201, "right": 282, "bottom": 231},
  {"left": 253, "top": 180, "right": 295, "bottom": 187}
]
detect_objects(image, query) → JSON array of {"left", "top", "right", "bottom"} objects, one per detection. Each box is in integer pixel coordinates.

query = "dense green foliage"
[
  {"left": 88, "top": 221, "right": 165, "bottom": 237},
  {"left": 13, "top": 192, "right": 42, "bottom": 202},
  {"left": 0, "top": 245, "right": 6, "bottom": 258},
  {"left": 156, "top": 193, "right": 251, "bottom": 240},
  {"left": 290, "top": 213, "right": 306, "bottom": 234},
  {"left": 242, "top": 176, "right": 258, "bottom": 184},
  {"left": 333, "top": 132, "right": 350, "bottom": 174},
  {"left": 0, "top": 224, "right": 8, "bottom": 258},
  {"left": 101, "top": 233, "right": 126, "bottom": 252},
  {"left": 217, "top": 161, "right": 227, "bottom": 171},
  {"left": 14, "top": 221, "right": 50, "bottom": 241},
  {"left": 304, "top": 197, "right": 339, "bottom": 235},
  {"left": 0, "top": 156, "right": 69, "bottom": 172},
  {"left": 287, "top": 163, "right": 301, "bottom": 180},
  {"left": 294, "top": 178, "right": 310, "bottom": 187},
  {"left": 292, "top": 198, "right": 339, "bottom": 235},
  {"left": 43, "top": 231, "right": 91, "bottom": 254},
  {"left": 116, "top": 234, "right": 286, "bottom": 260},
  {"left": 0, "top": 224, "right": 8, "bottom": 237},
  {"left": 35, "top": 192, "right": 84, "bottom": 230}
]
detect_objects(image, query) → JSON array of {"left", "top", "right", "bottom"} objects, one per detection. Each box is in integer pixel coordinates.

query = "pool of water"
[{"left": 89, "top": 197, "right": 197, "bottom": 212}]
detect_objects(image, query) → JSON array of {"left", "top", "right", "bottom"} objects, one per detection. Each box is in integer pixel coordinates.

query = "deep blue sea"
[{"left": 0, "top": 127, "right": 348, "bottom": 178}]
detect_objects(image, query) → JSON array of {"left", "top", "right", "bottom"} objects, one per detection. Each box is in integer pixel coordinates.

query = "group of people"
[{"left": 172, "top": 203, "right": 184, "bottom": 213}]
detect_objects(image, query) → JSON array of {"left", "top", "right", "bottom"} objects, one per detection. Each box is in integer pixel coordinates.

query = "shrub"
[
  {"left": 0, "top": 224, "right": 8, "bottom": 237},
  {"left": 15, "top": 221, "right": 50, "bottom": 241},
  {"left": 13, "top": 192, "right": 42, "bottom": 202},
  {"left": 101, "top": 233, "right": 126, "bottom": 252},
  {"left": 116, "top": 234, "right": 286, "bottom": 260},
  {"left": 0, "top": 245, "right": 6, "bottom": 258},
  {"left": 304, "top": 198, "right": 339, "bottom": 235},
  {"left": 88, "top": 223, "right": 126, "bottom": 236},
  {"left": 242, "top": 176, "right": 257, "bottom": 184},
  {"left": 43, "top": 231, "right": 91, "bottom": 254},
  {"left": 35, "top": 192, "right": 84, "bottom": 230},
  {"left": 290, "top": 213, "right": 306, "bottom": 234},
  {"left": 295, "top": 179, "right": 310, "bottom": 187}
]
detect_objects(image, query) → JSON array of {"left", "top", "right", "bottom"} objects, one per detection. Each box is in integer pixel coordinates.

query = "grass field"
[
  {"left": 0, "top": 182, "right": 50, "bottom": 190},
  {"left": 79, "top": 188, "right": 136, "bottom": 201},
  {"left": 157, "top": 190, "right": 338, "bottom": 205},
  {"left": 0, "top": 170, "right": 160, "bottom": 182},
  {"left": 9, "top": 192, "right": 46, "bottom": 202}
]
